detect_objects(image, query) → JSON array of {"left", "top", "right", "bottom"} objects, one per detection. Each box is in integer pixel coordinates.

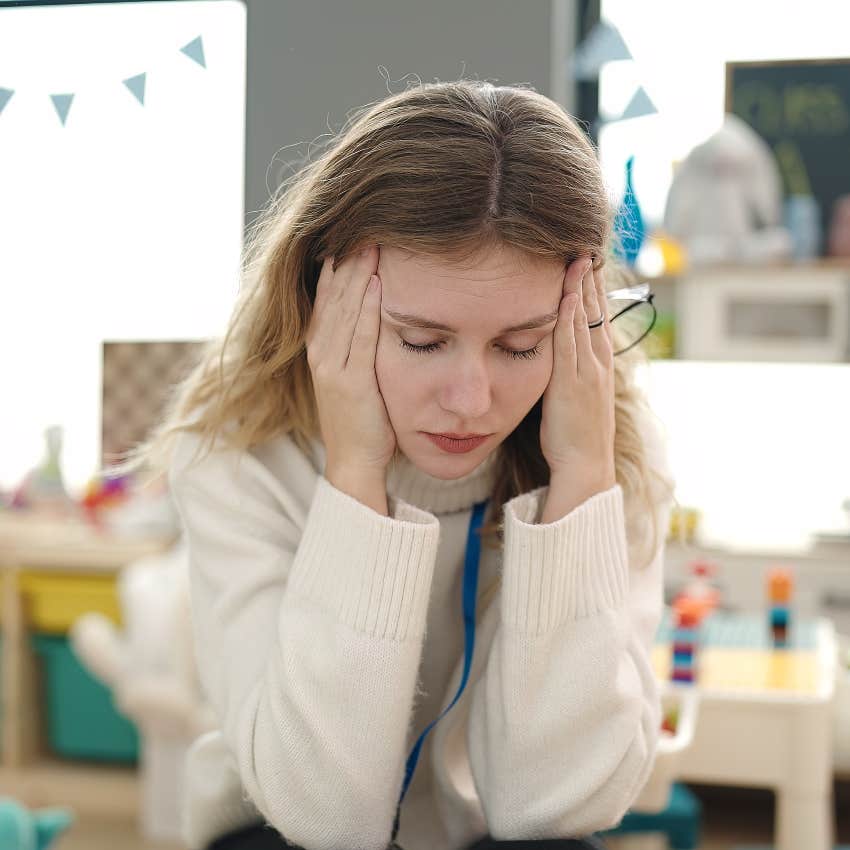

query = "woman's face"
[{"left": 375, "top": 244, "right": 566, "bottom": 479}]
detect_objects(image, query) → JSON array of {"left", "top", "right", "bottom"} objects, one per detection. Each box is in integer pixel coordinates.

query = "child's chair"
[{"left": 601, "top": 685, "right": 702, "bottom": 850}]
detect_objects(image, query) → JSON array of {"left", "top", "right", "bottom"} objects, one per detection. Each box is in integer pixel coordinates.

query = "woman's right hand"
[{"left": 305, "top": 244, "right": 398, "bottom": 478}]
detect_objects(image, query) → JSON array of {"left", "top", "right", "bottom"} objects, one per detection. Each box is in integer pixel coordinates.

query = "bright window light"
[
  {"left": 0, "top": 0, "right": 246, "bottom": 493},
  {"left": 637, "top": 359, "right": 850, "bottom": 550}
]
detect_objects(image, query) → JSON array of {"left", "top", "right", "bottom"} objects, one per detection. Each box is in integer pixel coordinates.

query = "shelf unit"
[
  {"left": 643, "top": 258, "right": 850, "bottom": 363},
  {"left": 0, "top": 511, "right": 177, "bottom": 814}
]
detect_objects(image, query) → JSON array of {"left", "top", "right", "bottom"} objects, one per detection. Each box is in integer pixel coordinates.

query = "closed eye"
[{"left": 399, "top": 338, "right": 542, "bottom": 360}]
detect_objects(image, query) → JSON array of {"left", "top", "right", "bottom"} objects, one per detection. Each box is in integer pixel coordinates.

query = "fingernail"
[
  {"left": 361, "top": 245, "right": 372, "bottom": 257},
  {"left": 584, "top": 258, "right": 593, "bottom": 276}
]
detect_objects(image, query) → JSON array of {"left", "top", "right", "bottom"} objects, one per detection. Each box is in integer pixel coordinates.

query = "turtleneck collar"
[
  {"left": 385, "top": 444, "right": 501, "bottom": 514},
  {"left": 308, "top": 437, "right": 501, "bottom": 514}
]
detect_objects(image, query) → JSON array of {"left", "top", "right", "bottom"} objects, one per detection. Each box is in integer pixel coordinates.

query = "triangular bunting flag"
[
  {"left": 50, "top": 93, "right": 75, "bottom": 126},
  {"left": 617, "top": 86, "right": 657, "bottom": 121},
  {"left": 180, "top": 36, "right": 206, "bottom": 68},
  {"left": 0, "top": 88, "right": 14, "bottom": 116},
  {"left": 123, "top": 72, "right": 146, "bottom": 105},
  {"left": 569, "top": 20, "right": 632, "bottom": 81}
]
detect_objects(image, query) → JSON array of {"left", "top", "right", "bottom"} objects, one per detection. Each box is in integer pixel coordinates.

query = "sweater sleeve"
[
  {"left": 168, "top": 432, "right": 441, "bottom": 850},
  {"left": 465, "top": 432, "right": 673, "bottom": 839}
]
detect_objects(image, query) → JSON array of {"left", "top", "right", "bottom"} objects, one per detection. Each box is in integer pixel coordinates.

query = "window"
[{"left": 1, "top": 0, "right": 246, "bottom": 491}]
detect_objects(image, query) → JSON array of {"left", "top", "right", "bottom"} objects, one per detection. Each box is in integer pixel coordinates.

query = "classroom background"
[{"left": 1, "top": 1, "right": 849, "bottom": 849}]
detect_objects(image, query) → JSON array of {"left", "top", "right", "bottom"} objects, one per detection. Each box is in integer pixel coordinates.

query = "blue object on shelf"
[
  {"left": 612, "top": 155, "right": 645, "bottom": 267},
  {"left": 601, "top": 782, "right": 702, "bottom": 850}
]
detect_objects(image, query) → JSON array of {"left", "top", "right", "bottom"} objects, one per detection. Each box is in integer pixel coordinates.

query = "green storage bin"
[{"left": 31, "top": 634, "right": 139, "bottom": 763}]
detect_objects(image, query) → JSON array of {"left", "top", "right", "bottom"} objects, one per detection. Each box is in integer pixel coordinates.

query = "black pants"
[{"left": 208, "top": 821, "right": 608, "bottom": 850}]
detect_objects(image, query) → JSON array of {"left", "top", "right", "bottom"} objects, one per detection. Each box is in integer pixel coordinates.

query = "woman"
[{"left": 127, "top": 79, "right": 675, "bottom": 850}]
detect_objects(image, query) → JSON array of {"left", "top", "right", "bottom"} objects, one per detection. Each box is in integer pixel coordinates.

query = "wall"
[{"left": 243, "top": 0, "right": 576, "bottom": 229}]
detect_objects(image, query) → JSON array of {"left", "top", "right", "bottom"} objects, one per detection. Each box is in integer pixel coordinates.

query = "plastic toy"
[
  {"left": 670, "top": 598, "right": 706, "bottom": 684},
  {"left": 9, "top": 426, "right": 77, "bottom": 517},
  {"left": 767, "top": 566, "right": 794, "bottom": 648},
  {"left": 80, "top": 472, "right": 133, "bottom": 523},
  {"left": 661, "top": 704, "right": 680, "bottom": 735},
  {"left": 668, "top": 505, "right": 701, "bottom": 544},
  {"left": 0, "top": 797, "right": 73, "bottom": 850},
  {"left": 674, "top": 558, "right": 721, "bottom": 621}
]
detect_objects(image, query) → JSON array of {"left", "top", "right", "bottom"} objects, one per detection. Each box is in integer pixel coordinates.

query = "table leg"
[
  {"left": 1, "top": 566, "right": 41, "bottom": 767},
  {"left": 775, "top": 787, "right": 834, "bottom": 850}
]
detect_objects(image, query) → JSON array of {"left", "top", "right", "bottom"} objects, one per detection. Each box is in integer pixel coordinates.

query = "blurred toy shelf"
[
  {"left": 0, "top": 511, "right": 177, "bottom": 813},
  {"left": 0, "top": 511, "right": 173, "bottom": 570},
  {"left": 664, "top": 537, "right": 850, "bottom": 637},
  {"left": 647, "top": 257, "right": 850, "bottom": 278}
]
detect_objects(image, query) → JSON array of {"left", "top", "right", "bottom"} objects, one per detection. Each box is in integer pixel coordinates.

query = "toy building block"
[
  {"left": 767, "top": 567, "right": 794, "bottom": 648},
  {"left": 674, "top": 558, "right": 722, "bottom": 620},
  {"left": 671, "top": 598, "right": 705, "bottom": 684}
]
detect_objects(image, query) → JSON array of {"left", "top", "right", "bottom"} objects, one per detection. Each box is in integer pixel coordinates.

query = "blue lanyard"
[{"left": 391, "top": 498, "right": 490, "bottom": 842}]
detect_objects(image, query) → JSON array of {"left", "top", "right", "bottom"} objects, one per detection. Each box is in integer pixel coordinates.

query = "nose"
[{"left": 438, "top": 357, "right": 493, "bottom": 421}]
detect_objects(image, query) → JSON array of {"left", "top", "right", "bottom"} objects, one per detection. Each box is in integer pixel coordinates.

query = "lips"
[
  {"left": 432, "top": 432, "right": 488, "bottom": 439},
  {"left": 424, "top": 432, "right": 490, "bottom": 454}
]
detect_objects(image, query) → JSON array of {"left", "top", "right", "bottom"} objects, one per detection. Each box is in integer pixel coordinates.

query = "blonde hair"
[{"left": 118, "top": 79, "right": 674, "bottom": 618}]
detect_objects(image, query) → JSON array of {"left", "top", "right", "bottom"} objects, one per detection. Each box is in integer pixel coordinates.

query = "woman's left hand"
[{"left": 539, "top": 255, "right": 617, "bottom": 488}]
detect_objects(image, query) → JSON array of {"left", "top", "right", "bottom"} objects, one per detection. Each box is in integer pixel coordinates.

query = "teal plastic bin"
[{"left": 31, "top": 634, "right": 139, "bottom": 763}]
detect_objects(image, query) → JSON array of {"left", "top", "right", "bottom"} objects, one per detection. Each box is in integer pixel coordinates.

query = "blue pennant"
[
  {"left": 569, "top": 20, "right": 632, "bottom": 81},
  {"left": 123, "top": 72, "right": 146, "bottom": 105},
  {"left": 0, "top": 87, "right": 14, "bottom": 116},
  {"left": 180, "top": 35, "right": 206, "bottom": 68},
  {"left": 50, "top": 93, "right": 74, "bottom": 126},
  {"left": 618, "top": 86, "right": 657, "bottom": 121}
]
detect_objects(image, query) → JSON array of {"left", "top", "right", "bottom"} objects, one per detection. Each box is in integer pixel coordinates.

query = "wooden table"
[{"left": 0, "top": 511, "right": 176, "bottom": 814}]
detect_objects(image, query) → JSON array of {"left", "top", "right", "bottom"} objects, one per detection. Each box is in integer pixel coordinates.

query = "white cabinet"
[{"left": 674, "top": 261, "right": 850, "bottom": 362}]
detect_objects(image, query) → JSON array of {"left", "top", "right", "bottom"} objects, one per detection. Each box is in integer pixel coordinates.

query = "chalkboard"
[{"left": 725, "top": 58, "right": 850, "bottom": 257}]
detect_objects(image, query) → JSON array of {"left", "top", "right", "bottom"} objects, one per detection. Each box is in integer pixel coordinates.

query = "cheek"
[
  {"left": 517, "top": 356, "right": 554, "bottom": 406},
  {"left": 513, "top": 343, "right": 554, "bottom": 395},
  {"left": 375, "top": 333, "right": 413, "bottom": 414}
]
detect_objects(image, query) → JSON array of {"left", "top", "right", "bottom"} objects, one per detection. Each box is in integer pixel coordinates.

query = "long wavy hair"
[{"left": 118, "top": 79, "right": 674, "bottom": 617}]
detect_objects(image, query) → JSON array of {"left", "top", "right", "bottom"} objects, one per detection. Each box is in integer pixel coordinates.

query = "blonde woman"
[{"left": 127, "top": 80, "right": 675, "bottom": 850}]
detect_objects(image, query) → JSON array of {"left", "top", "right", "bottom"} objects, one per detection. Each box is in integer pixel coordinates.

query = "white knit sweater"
[{"left": 167, "top": 414, "right": 672, "bottom": 850}]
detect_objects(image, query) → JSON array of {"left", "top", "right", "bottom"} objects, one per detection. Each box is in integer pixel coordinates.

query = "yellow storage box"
[{"left": 16, "top": 571, "right": 122, "bottom": 633}]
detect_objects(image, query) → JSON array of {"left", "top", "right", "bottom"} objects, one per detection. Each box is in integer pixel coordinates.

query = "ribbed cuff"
[
  {"left": 286, "top": 475, "right": 441, "bottom": 642},
  {"left": 501, "top": 483, "right": 629, "bottom": 633}
]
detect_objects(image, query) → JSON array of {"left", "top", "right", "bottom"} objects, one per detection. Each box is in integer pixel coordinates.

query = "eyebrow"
[{"left": 382, "top": 308, "right": 560, "bottom": 334}]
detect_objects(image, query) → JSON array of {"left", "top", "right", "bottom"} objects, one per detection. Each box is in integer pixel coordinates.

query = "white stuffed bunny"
[
  {"left": 664, "top": 112, "right": 793, "bottom": 265},
  {"left": 70, "top": 535, "right": 216, "bottom": 841}
]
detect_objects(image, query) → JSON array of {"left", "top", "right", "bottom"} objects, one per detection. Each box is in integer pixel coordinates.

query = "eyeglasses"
[{"left": 605, "top": 283, "right": 657, "bottom": 356}]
